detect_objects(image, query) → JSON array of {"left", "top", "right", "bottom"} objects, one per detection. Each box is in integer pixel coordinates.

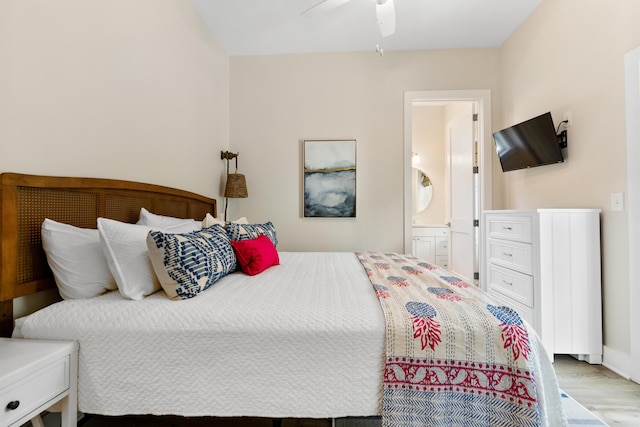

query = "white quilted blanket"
[{"left": 19, "top": 252, "right": 386, "bottom": 418}]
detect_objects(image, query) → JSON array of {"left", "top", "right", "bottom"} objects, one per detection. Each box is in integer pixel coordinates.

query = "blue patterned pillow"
[
  {"left": 225, "top": 221, "right": 278, "bottom": 246},
  {"left": 146, "top": 224, "right": 236, "bottom": 300}
]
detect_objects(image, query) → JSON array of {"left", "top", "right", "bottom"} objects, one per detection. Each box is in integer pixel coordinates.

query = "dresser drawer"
[
  {"left": 435, "top": 255, "right": 448, "bottom": 269},
  {"left": 413, "top": 226, "right": 448, "bottom": 237},
  {"left": 487, "top": 239, "right": 533, "bottom": 274},
  {"left": 487, "top": 287, "right": 534, "bottom": 327},
  {"left": 486, "top": 215, "right": 532, "bottom": 243},
  {"left": 487, "top": 264, "right": 534, "bottom": 307},
  {"left": 0, "top": 356, "right": 69, "bottom": 426}
]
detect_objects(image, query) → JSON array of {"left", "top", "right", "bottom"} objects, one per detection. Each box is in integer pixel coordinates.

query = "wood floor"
[
  {"left": 553, "top": 354, "right": 640, "bottom": 426},
  {"left": 37, "top": 355, "right": 640, "bottom": 427}
]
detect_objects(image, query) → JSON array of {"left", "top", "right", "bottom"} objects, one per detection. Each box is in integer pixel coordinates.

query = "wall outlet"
[
  {"left": 563, "top": 111, "right": 573, "bottom": 127},
  {"left": 611, "top": 192, "right": 625, "bottom": 212}
]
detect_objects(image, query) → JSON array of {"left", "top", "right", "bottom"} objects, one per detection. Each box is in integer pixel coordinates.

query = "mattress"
[{"left": 18, "top": 252, "right": 386, "bottom": 418}]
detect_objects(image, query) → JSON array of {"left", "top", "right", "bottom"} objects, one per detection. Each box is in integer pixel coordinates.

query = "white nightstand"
[{"left": 0, "top": 338, "right": 78, "bottom": 427}]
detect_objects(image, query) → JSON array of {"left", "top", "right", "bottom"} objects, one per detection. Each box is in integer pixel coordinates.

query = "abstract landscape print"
[{"left": 303, "top": 139, "right": 356, "bottom": 217}]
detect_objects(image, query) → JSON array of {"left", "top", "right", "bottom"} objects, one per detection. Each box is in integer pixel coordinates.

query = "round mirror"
[{"left": 412, "top": 167, "right": 433, "bottom": 214}]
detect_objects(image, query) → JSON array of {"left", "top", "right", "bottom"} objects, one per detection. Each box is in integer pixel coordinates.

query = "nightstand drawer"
[
  {"left": 486, "top": 264, "right": 534, "bottom": 307},
  {"left": 486, "top": 216, "right": 532, "bottom": 243},
  {"left": 0, "top": 356, "right": 69, "bottom": 426},
  {"left": 487, "top": 239, "right": 532, "bottom": 274}
]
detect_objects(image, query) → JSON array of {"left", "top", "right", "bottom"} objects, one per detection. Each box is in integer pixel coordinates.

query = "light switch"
[{"left": 611, "top": 192, "right": 625, "bottom": 212}]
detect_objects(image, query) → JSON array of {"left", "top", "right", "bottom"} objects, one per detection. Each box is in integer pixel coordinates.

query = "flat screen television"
[{"left": 492, "top": 112, "right": 564, "bottom": 172}]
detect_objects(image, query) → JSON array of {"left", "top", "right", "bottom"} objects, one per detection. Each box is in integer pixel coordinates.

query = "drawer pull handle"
[
  {"left": 503, "top": 226, "right": 513, "bottom": 230},
  {"left": 502, "top": 280, "right": 513, "bottom": 286},
  {"left": 6, "top": 400, "right": 20, "bottom": 411},
  {"left": 503, "top": 252, "right": 513, "bottom": 257}
]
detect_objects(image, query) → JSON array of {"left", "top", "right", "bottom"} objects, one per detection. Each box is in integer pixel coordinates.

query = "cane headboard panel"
[{"left": 0, "top": 173, "right": 217, "bottom": 335}]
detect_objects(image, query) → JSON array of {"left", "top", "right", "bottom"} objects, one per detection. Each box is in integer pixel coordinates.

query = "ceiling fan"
[{"left": 302, "top": 0, "right": 396, "bottom": 37}]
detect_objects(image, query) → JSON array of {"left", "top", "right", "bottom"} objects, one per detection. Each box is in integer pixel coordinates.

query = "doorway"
[{"left": 403, "top": 90, "right": 492, "bottom": 285}]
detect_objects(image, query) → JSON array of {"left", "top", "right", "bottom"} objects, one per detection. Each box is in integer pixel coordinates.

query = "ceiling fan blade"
[
  {"left": 376, "top": 0, "right": 396, "bottom": 37},
  {"left": 301, "top": 0, "right": 352, "bottom": 15}
]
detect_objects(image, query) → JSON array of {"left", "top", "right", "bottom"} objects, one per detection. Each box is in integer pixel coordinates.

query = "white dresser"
[
  {"left": 412, "top": 225, "right": 449, "bottom": 269},
  {"left": 482, "top": 209, "right": 602, "bottom": 363}
]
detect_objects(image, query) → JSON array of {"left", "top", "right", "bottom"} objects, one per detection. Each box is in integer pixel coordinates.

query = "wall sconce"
[{"left": 221, "top": 151, "right": 248, "bottom": 221}]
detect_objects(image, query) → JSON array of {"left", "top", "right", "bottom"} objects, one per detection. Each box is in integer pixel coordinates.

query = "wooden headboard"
[{"left": 0, "top": 173, "right": 217, "bottom": 336}]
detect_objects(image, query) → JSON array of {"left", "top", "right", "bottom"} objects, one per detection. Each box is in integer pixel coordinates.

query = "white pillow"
[
  {"left": 41, "top": 219, "right": 117, "bottom": 300},
  {"left": 97, "top": 218, "right": 161, "bottom": 300},
  {"left": 136, "top": 207, "right": 201, "bottom": 232},
  {"left": 202, "top": 213, "right": 248, "bottom": 228}
]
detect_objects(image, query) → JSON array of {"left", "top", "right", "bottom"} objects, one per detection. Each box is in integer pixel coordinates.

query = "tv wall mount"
[
  {"left": 556, "top": 119, "right": 569, "bottom": 149},
  {"left": 557, "top": 130, "right": 568, "bottom": 149}
]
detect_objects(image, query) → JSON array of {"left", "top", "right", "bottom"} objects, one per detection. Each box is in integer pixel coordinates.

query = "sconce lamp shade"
[{"left": 224, "top": 173, "right": 248, "bottom": 198}]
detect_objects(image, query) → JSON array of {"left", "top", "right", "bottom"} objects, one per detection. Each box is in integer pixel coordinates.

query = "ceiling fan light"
[{"left": 376, "top": 0, "right": 396, "bottom": 37}]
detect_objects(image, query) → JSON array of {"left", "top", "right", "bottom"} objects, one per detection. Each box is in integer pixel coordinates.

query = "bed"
[{"left": 0, "top": 173, "right": 567, "bottom": 426}]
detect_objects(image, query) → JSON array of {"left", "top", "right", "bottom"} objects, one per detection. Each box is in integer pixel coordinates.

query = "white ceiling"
[{"left": 190, "top": 0, "right": 542, "bottom": 56}]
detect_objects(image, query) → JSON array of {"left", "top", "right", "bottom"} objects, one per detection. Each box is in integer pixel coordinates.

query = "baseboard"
[{"left": 602, "top": 345, "right": 631, "bottom": 380}]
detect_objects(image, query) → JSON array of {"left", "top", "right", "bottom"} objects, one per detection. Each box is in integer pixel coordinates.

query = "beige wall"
[
  {"left": 230, "top": 50, "right": 501, "bottom": 252},
  {"left": 0, "top": 0, "right": 230, "bottom": 199},
  {"left": 411, "top": 105, "right": 446, "bottom": 224},
  {"left": 0, "top": 0, "right": 231, "bottom": 317},
  {"left": 499, "top": 0, "right": 640, "bottom": 362}
]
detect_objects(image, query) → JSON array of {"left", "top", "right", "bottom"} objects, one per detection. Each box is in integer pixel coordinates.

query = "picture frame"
[{"left": 303, "top": 139, "right": 356, "bottom": 218}]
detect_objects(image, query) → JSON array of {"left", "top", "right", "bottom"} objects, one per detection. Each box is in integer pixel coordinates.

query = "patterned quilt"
[{"left": 356, "top": 252, "right": 541, "bottom": 427}]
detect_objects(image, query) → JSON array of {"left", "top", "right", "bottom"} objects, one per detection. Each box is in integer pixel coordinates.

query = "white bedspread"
[{"left": 19, "top": 252, "right": 386, "bottom": 418}]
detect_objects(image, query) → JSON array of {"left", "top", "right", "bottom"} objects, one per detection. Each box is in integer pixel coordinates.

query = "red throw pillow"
[{"left": 230, "top": 234, "right": 280, "bottom": 276}]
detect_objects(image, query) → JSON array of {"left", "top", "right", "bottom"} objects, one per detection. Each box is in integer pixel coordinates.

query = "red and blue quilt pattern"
[{"left": 356, "top": 252, "right": 540, "bottom": 427}]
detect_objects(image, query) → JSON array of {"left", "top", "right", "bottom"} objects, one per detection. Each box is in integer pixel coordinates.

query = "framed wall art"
[{"left": 303, "top": 139, "right": 356, "bottom": 218}]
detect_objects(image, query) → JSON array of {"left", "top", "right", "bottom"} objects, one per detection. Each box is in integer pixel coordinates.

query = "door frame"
[
  {"left": 403, "top": 90, "right": 492, "bottom": 279},
  {"left": 624, "top": 47, "right": 640, "bottom": 383}
]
